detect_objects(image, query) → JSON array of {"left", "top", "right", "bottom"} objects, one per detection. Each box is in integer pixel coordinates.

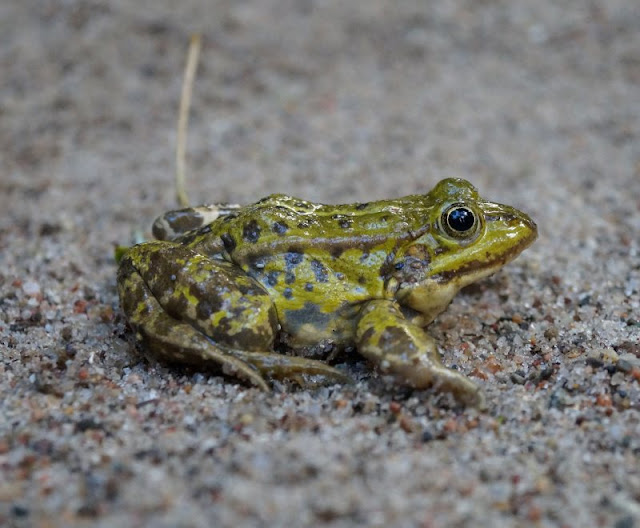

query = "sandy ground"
[{"left": 1, "top": 1, "right": 639, "bottom": 527}]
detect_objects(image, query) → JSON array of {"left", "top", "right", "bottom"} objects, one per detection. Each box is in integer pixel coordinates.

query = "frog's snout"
[
  {"left": 488, "top": 202, "right": 538, "bottom": 255},
  {"left": 515, "top": 211, "right": 538, "bottom": 251}
]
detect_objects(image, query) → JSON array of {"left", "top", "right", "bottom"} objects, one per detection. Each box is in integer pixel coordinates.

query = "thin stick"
[{"left": 175, "top": 34, "right": 202, "bottom": 208}]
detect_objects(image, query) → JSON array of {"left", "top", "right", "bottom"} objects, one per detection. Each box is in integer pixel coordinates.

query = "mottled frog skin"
[{"left": 117, "top": 178, "right": 537, "bottom": 405}]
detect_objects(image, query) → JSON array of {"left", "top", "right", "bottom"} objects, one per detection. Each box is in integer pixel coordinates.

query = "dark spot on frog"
[
  {"left": 189, "top": 283, "right": 223, "bottom": 314},
  {"left": 164, "top": 295, "right": 190, "bottom": 322},
  {"left": 310, "top": 259, "right": 329, "bottom": 283},
  {"left": 196, "top": 299, "right": 214, "bottom": 321},
  {"left": 272, "top": 221, "right": 289, "bottom": 235},
  {"left": 221, "top": 233, "right": 236, "bottom": 252},
  {"left": 223, "top": 213, "right": 238, "bottom": 222},
  {"left": 285, "top": 271, "right": 296, "bottom": 284},
  {"left": 356, "top": 202, "right": 370, "bottom": 210},
  {"left": 331, "top": 213, "right": 352, "bottom": 229},
  {"left": 267, "top": 271, "right": 280, "bottom": 287},
  {"left": 395, "top": 261, "right": 405, "bottom": 270},
  {"left": 358, "top": 326, "right": 375, "bottom": 345},
  {"left": 146, "top": 246, "right": 179, "bottom": 277},
  {"left": 242, "top": 219, "right": 261, "bottom": 243},
  {"left": 157, "top": 208, "right": 203, "bottom": 237},
  {"left": 335, "top": 272, "right": 345, "bottom": 280},
  {"left": 284, "top": 302, "right": 331, "bottom": 333},
  {"left": 284, "top": 252, "right": 304, "bottom": 268},
  {"left": 295, "top": 201, "right": 311, "bottom": 209},
  {"left": 330, "top": 246, "right": 344, "bottom": 259},
  {"left": 212, "top": 316, "right": 232, "bottom": 340},
  {"left": 151, "top": 224, "right": 167, "bottom": 240},
  {"left": 305, "top": 282, "right": 314, "bottom": 292},
  {"left": 378, "top": 251, "right": 398, "bottom": 277},
  {"left": 283, "top": 287, "right": 293, "bottom": 299},
  {"left": 187, "top": 280, "right": 205, "bottom": 297},
  {"left": 359, "top": 252, "right": 370, "bottom": 262},
  {"left": 358, "top": 275, "right": 367, "bottom": 285},
  {"left": 298, "top": 220, "right": 311, "bottom": 229}
]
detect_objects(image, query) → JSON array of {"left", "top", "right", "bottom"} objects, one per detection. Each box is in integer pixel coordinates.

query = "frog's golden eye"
[{"left": 442, "top": 205, "right": 479, "bottom": 238}]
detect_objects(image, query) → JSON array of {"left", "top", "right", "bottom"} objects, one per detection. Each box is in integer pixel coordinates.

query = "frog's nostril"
[
  {"left": 518, "top": 217, "right": 538, "bottom": 248},
  {"left": 524, "top": 215, "right": 538, "bottom": 236}
]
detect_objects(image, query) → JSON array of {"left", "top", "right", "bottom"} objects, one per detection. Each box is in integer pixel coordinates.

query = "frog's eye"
[{"left": 442, "top": 205, "right": 479, "bottom": 238}]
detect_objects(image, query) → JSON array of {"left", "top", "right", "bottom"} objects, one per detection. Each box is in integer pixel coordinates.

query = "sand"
[{"left": 1, "top": 1, "right": 639, "bottom": 527}]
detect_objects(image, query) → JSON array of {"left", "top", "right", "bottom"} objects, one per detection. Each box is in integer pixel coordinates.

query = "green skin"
[{"left": 117, "top": 178, "right": 537, "bottom": 406}]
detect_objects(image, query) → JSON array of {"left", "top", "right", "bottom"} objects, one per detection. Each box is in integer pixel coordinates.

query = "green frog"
[{"left": 117, "top": 178, "right": 537, "bottom": 406}]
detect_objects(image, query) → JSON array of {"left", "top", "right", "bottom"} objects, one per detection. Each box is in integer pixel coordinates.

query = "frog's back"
[{"left": 208, "top": 193, "right": 431, "bottom": 255}]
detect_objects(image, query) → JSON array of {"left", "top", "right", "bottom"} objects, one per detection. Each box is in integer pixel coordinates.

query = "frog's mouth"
[{"left": 430, "top": 225, "right": 537, "bottom": 286}]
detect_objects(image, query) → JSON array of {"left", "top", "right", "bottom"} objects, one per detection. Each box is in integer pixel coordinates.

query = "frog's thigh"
[
  {"left": 117, "top": 252, "right": 270, "bottom": 390},
  {"left": 119, "top": 242, "right": 349, "bottom": 387},
  {"left": 356, "top": 300, "right": 484, "bottom": 407},
  {"left": 125, "top": 241, "right": 277, "bottom": 352}
]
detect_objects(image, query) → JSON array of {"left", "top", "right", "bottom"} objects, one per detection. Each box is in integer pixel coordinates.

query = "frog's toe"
[
  {"left": 288, "top": 369, "right": 355, "bottom": 389},
  {"left": 226, "top": 350, "right": 353, "bottom": 387},
  {"left": 434, "top": 376, "right": 486, "bottom": 409},
  {"left": 405, "top": 363, "right": 485, "bottom": 408}
]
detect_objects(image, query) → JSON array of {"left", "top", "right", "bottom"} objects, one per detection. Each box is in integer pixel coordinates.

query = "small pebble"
[
  {"left": 22, "top": 280, "right": 41, "bottom": 296},
  {"left": 12, "top": 504, "right": 29, "bottom": 517}
]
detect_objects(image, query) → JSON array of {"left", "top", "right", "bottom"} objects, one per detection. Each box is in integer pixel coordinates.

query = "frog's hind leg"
[
  {"left": 118, "top": 242, "right": 349, "bottom": 389},
  {"left": 152, "top": 204, "right": 242, "bottom": 240},
  {"left": 118, "top": 253, "right": 270, "bottom": 390}
]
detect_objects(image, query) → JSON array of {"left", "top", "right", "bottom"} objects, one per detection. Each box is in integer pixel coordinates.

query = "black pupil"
[{"left": 448, "top": 207, "right": 475, "bottom": 232}]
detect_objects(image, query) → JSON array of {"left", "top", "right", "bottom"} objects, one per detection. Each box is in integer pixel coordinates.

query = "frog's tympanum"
[{"left": 117, "top": 179, "right": 537, "bottom": 405}]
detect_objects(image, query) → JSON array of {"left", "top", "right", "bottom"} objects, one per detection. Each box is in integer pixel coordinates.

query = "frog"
[{"left": 117, "top": 178, "right": 537, "bottom": 406}]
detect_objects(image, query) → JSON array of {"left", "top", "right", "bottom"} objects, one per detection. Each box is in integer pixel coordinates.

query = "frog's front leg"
[
  {"left": 356, "top": 300, "right": 485, "bottom": 407},
  {"left": 117, "top": 241, "right": 348, "bottom": 388}
]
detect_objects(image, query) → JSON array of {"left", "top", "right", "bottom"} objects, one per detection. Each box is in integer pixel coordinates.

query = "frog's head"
[{"left": 395, "top": 178, "right": 537, "bottom": 322}]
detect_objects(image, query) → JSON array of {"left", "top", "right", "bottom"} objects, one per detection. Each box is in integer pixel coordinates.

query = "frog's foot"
[
  {"left": 152, "top": 204, "right": 243, "bottom": 241},
  {"left": 356, "top": 300, "right": 485, "bottom": 407},
  {"left": 225, "top": 350, "right": 353, "bottom": 388}
]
